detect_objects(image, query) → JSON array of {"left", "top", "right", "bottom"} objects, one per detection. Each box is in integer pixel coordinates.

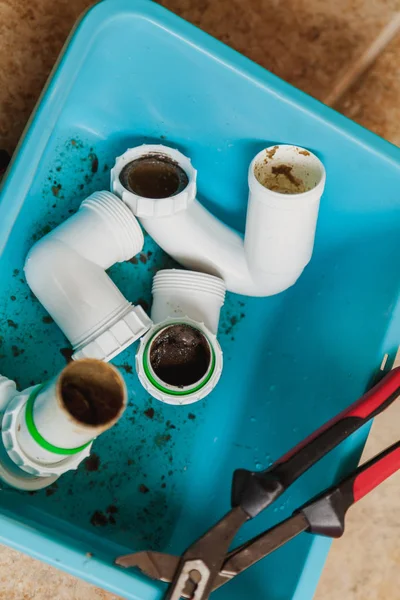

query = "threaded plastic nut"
[
  {"left": 110, "top": 145, "right": 197, "bottom": 218},
  {"left": 136, "top": 317, "right": 223, "bottom": 405},
  {"left": 2, "top": 391, "right": 92, "bottom": 477},
  {"left": 73, "top": 304, "right": 152, "bottom": 362}
]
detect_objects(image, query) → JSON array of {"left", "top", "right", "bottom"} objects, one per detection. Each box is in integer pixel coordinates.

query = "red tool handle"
[
  {"left": 300, "top": 440, "right": 400, "bottom": 537},
  {"left": 352, "top": 442, "right": 400, "bottom": 502},
  {"left": 279, "top": 367, "right": 400, "bottom": 463},
  {"left": 232, "top": 367, "right": 400, "bottom": 518}
]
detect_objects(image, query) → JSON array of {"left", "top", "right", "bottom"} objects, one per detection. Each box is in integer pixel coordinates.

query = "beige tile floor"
[{"left": 0, "top": 0, "right": 399, "bottom": 598}]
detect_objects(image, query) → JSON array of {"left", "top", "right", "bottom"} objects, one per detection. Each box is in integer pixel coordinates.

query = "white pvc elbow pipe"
[
  {"left": 136, "top": 269, "right": 225, "bottom": 405},
  {"left": 24, "top": 191, "right": 152, "bottom": 361},
  {"left": 111, "top": 145, "right": 325, "bottom": 296},
  {"left": 0, "top": 359, "right": 126, "bottom": 489}
]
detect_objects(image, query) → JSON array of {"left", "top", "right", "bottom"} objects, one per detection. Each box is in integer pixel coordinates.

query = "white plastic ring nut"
[
  {"left": 72, "top": 304, "right": 153, "bottom": 362},
  {"left": 136, "top": 317, "right": 223, "bottom": 406},
  {"left": 110, "top": 145, "right": 197, "bottom": 218},
  {"left": 1, "top": 391, "right": 92, "bottom": 477}
]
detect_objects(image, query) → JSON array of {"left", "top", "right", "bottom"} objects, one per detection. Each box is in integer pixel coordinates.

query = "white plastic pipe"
[
  {"left": 16, "top": 359, "right": 127, "bottom": 465},
  {"left": 0, "top": 360, "right": 126, "bottom": 488},
  {"left": 136, "top": 269, "right": 225, "bottom": 405},
  {"left": 111, "top": 145, "right": 325, "bottom": 296},
  {"left": 151, "top": 269, "right": 226, "bottom": 335},
  {"left": 24, "top": 191, "right": 152, "bottom": 361}
]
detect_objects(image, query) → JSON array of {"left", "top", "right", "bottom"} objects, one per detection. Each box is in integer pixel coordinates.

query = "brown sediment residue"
[
  {"left": 71, "top": 139, "right": 77, "bottom": 146},
  {"left": 61, "top": 361, "right": 124, "bottom": 426},
  {"left": 119, "top": 363, "right": 133, "bottom": 374},
  {"left": 60, "top": 347, "right": 73, "bottom": 363},
  {"left": 106, "top": 505, "right": 118, "bottom": 514},
  {"left": 150, "top": 324, "right": 211, "bottom": 387},
  {"left": 188, "top": 413, "right": 196, "bottom": 420},
  {"left": 13, "top": 269, "right": 20, "bottom": 277},
  {"left": 120, "top": 154, "right": 188, "bottom": 199},
  {"left": 7, "top": 319, "right": 18, "bottom": 329},
  {"left": 42, "top": 315, "right": 54, "bottom": 324},
  {"left": 271, "top": 165, "right": 301, "bottom": 187},
  {"left": 298, "top": 150, "right": 310, "bottom": 156},
  {"left": 128, "top": 256, "right": 138, "bottom": 265},
  {"left": 45, "top": 482, "right": 58, "bottom": 497},
  {"left": 90, "top": 511, "right": 108, "bottom": 526},
  {"left": 147, "top": 251, "right": 153, "bottom": 259},
  {"left": 139, "top": 484, "right": 149, "bottom": 494},
  {"left": 265, "top": 146, "right": 278, "bottom": 160},
  {"left": 127, "top": 458, "right": 134, "bottom": 466},
  {"left": 139, "top": 253, "right": 147, "bottom": 264},
  {"left": 10, "top": 296, "right": 16, "bottom": 301},
  {"left": 144, "top": 408, "right": 155, "bottom": 419},
  {"left": 85, "top": 453, "right": 100, "bottom": 472}
]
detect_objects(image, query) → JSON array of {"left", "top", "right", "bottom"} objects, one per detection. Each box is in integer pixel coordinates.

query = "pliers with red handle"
[{"left": 116, "top": 364, "right": 400, "bottom": 600}]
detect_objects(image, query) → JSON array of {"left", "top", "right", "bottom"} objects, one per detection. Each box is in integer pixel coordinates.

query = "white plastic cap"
[
  {"left": 136, "top": 317, "right": 223, "bottom": 405},
  {"left": 110, "top": 145, "right": 197, "bottom": 218},
  {"left": 2, "top": 391, "right": 92, "bottom": 478},
  {"left": 72, "top": 304, "right": 152, "bottom": 362}
]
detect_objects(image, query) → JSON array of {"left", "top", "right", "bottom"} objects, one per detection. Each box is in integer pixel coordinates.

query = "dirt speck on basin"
[
  {"left": 90, "top": 510, "right": 108, "bottom": 527},
  {"left": 84, "top": 453, "right": 100, "bottom": 472}
]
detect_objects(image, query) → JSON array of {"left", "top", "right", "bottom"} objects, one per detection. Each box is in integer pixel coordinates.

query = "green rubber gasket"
[
  {"left": 143, "top": 324, "right": 216, "bottom": 396},
  {"left": 25, "top": 384, "right": 92, "bottom": 456}
]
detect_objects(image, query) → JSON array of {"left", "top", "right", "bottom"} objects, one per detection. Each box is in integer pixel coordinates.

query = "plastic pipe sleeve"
[
  {"left": 245, "top": 145, "right": 325, "bottom": 280},
  {"left": 24, "top": 191, "right": 152, "bottom": 361}
]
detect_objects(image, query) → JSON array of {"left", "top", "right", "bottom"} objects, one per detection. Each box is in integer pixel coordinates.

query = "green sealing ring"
[
  {"left": 25, "top": 384, "right": 92, "bottom": 456},
  {"left": 142, "top": 324, "right": 216, "bottom": 396}
]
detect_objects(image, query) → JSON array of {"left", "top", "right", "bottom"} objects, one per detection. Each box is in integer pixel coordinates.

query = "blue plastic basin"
[{"left": 0, "top": 1, "right": 399, "bottom": 598}]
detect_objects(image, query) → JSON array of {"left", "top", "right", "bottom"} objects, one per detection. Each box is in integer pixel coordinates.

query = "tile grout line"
[{"left": 324, "top": 12, "right": 400, "bottom": 108}]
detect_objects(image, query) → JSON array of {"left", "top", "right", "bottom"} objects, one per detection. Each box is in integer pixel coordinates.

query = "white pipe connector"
[
  {"left": 24, "top": 191, "right": 152, "bottom": 361},
  {"left": 136, "top": 269, "right": 225, "bottom": 405},
  {"left": 111, "top": 144, "right": 326, "bottom": 296},
  {"left": 0, "top": 359, "right": 127, "bottom": 490}
]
